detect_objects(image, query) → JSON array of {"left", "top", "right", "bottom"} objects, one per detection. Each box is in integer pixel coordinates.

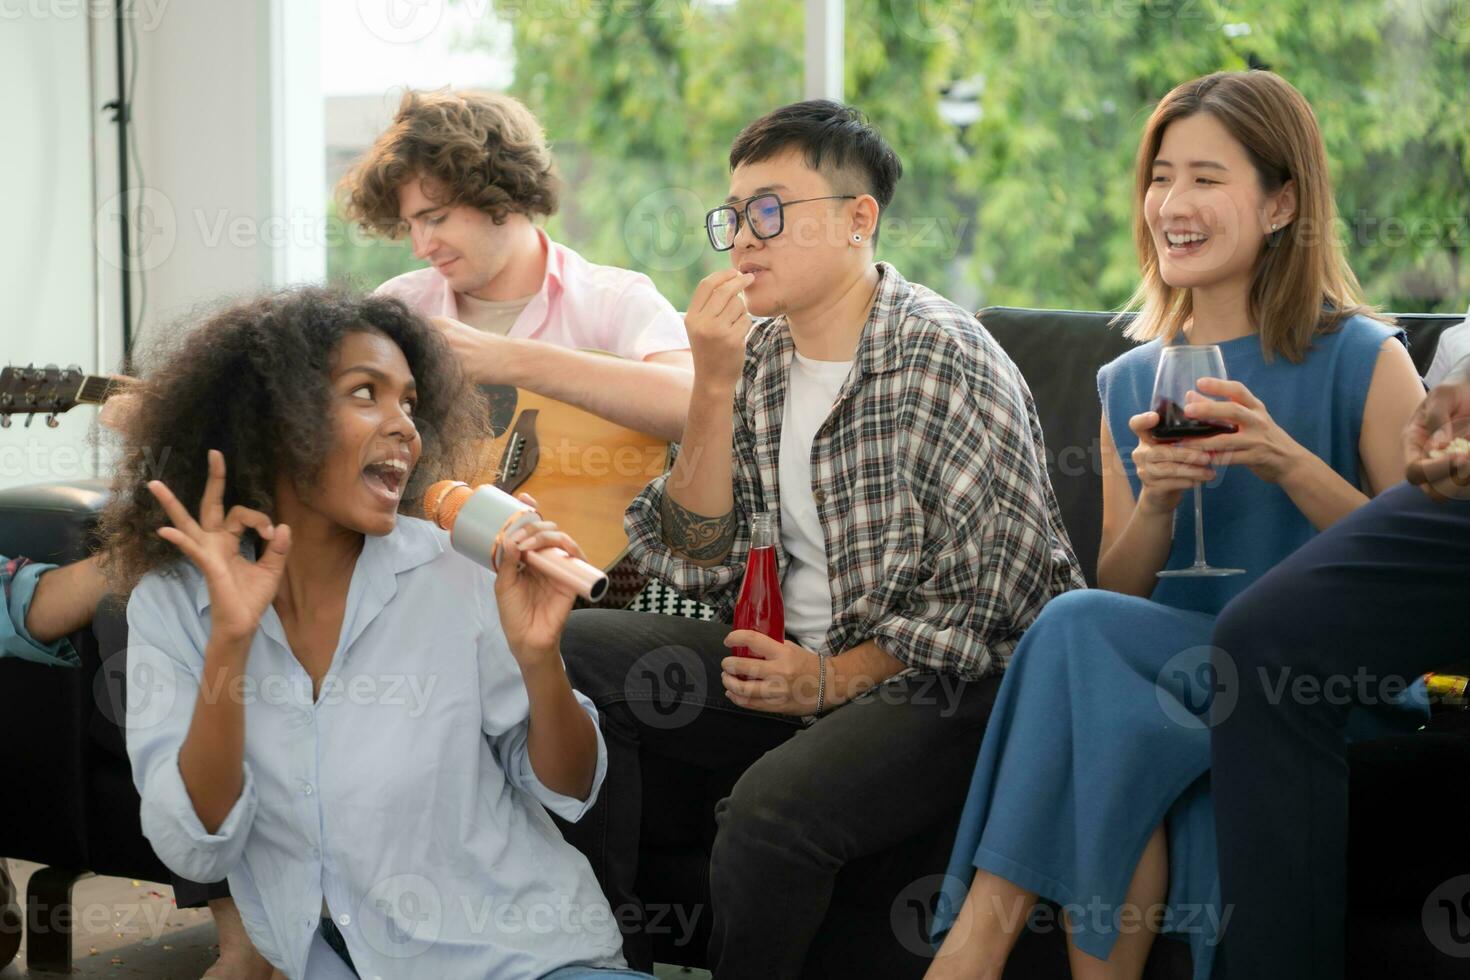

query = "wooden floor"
[{"left": 1, "top": 859, "right": 708, "bottom": 979}]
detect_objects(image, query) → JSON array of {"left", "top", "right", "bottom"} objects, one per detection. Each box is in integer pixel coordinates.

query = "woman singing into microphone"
[{"left": 99, "top": 288, "right": 653, "bottom": 980}]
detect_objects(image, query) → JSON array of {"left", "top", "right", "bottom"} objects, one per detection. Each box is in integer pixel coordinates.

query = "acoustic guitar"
[
  {"left": 471, "top": 382, "right": 671, "bottom": 574},
  {"left": 0, "top": 364, "right": 120, "bottom": 428}
]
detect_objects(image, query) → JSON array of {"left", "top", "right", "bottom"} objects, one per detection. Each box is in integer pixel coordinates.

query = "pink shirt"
[{"left": 374, "top": 230, "right": 689, "bottom": 362}]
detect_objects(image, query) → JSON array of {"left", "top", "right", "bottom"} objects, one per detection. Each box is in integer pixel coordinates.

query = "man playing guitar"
[{"left": 340, "top": 88, "right": 694, "bottom": 442}]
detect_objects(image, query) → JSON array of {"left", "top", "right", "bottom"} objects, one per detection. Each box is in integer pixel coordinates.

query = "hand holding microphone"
[
  {"left": 422, "top": 481, "right": 609, "bottom": 602},
  {"left": 424, "top": 481, "right": 608, "bottom": 663}
]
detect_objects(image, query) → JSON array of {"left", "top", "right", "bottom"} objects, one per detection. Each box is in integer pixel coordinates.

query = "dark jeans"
[
  {"left": 1210, "top": 482, "right": 1470, "bottom": 980},
  {"left": 555, "top": 609, "right": 1002, "bottom": 977},
  {"left": 171, "top": 875, "right": 230, "bottom": 909}
]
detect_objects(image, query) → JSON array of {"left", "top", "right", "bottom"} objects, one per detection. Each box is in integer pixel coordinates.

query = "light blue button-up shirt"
[{"left": 125, "top": 517, "right": 625, "bottom": 980}]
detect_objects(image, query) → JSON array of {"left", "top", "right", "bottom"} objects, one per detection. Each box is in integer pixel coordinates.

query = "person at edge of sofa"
[
  {"left": 0, "top": 396, "right": 135, "bottom": 965},
  {"left": 102, "top": 286, "right": 656, "bottom": 980},
  {"left": 551, "top": 98, "right": 1086, "bottom": 975},
  {"left": 1423, "top": 301, "right": 1470, "bottom": 387},
  {"left": 1, "top": 389, "right": 135, "bottom": 669},
  {"left": 0, "top": 555, "right": 111, "bottom": 954},
  {"left": 926, "top": 69, "right": 1428, "bottom": 980},
  {"left": 338, "top": 88, "right": 693, "bottom": 442},
  {"left": 1206, "top": 287, "right": 1470, "bottom": 978}
]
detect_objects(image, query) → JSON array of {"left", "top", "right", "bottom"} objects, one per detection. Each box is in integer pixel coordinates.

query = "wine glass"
[{"left": 1150, "top": 344, "right": 1244, "bottom": 578}]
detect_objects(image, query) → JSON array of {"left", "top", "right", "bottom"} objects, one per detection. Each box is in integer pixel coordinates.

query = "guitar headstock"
[{"left": 0, "top": 364, "right": 114, "bottom": 429}]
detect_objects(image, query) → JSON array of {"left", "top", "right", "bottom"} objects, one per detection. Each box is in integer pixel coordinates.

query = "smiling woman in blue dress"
[
  {"left": 926, "top": 71, "right": 1428, "bottom": 980},
  {"left": 98, "top": 288, "right": 656, "bottom": 980}
]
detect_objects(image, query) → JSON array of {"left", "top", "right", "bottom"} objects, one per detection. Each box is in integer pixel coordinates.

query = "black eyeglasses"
[{"left": 704, "top": 193, "right": 857, "bottom": 251}]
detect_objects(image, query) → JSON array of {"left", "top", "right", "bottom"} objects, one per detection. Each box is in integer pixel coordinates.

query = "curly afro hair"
[{"left": 98, "top": 286, "right": 490, "bottom": 595}]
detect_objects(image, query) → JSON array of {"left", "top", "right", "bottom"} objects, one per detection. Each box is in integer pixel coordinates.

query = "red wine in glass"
[
  {"left": 1150, "top": 345, "right": 1245, "bottom": 578},
  {"left": 1151, "top": 397, "right": 1239, "bottom": 443},
  {"left": 733, "top": 512, "right": 785, "bottom": 659}
]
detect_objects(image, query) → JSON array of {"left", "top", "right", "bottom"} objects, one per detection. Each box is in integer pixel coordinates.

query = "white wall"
[
  {"left": 0, "top": 13, "right": 99, "bottom": 491},
  {"left": 0, "top": 1, "right": 323, "bottom": 493},
  {"left": 116, "top": 0, "right": 323, "bottom": 346}
]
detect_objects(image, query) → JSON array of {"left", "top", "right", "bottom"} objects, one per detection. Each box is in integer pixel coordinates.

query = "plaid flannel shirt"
[{"left": 624, "top": 263, "right": 1084, "bottom": 678}]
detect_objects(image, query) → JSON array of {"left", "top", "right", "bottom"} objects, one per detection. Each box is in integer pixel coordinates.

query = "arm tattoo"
[{"left": 660, "top": 491, "right": 737, "bottom": 562}]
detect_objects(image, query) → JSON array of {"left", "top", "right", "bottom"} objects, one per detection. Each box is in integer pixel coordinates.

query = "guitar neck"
[
  {"left": 0, "top": 365, "right": 123, "bottom": 422},
  {"left": 74, "top": 374, "right": 119, "bottom": 405}
]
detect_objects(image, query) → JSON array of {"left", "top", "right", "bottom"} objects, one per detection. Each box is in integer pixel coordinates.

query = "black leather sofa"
[{"left": 0, "top": 308, "right": 1466, "bottom": 978}]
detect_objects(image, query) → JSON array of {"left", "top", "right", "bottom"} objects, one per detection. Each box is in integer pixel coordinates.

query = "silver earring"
[{"left": 853, "top": 234, "right": 863, "bottom": 242}]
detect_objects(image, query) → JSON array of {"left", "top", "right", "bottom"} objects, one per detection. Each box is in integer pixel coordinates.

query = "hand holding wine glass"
[
  {"left": 1126, "top": 401, "right": 1219, "bottom": 515},
  {"left": 1170, "top": 376, "right": 1306, "bottom": 485},
  {"left": 1149, "top": 345, "right": 1245, "bottom": 578}
]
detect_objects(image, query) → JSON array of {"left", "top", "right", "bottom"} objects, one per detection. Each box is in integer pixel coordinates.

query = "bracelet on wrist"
[{"left": 816, "top": 653, "right": 828, "bottom": 714}]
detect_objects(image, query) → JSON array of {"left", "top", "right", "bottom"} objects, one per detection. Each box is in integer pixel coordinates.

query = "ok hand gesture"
[{"left": 148, "top": 450, "right": 291, "bottom": 645}]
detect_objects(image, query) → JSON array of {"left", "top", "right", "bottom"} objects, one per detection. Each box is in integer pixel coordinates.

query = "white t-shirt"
[
  {"left": 455, "top": 290, "right": 535, "bottom": 337},
  {"left": 1425, "top": 305, "right": 1470, "bottom": 387},
  {"left": 778, "top": 350, "right": 855, "bottom": 651}
]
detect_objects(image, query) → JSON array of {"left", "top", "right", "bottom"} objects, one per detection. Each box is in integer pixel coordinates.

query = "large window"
[
  {"left": 324, "top": 0, "right": 1468, "bottom": 315},
  {"left": 324, "top": 0, "right": 804, "bottom": 305},
  {"left": 847, "top": 0, "right": 1470, "bottom": 314}
]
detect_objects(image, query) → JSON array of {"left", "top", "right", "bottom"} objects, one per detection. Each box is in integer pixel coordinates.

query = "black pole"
[{"left": 113, "top": 2, "right": 133, "bottom": 369}]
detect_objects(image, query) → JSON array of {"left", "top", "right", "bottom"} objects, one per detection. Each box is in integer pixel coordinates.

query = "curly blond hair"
[{"left": 340, "top": 88, "right": 560, "bottom": 237}]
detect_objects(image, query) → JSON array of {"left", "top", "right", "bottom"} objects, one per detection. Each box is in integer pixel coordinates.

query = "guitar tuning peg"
[
  {"left": 23, "top": 414, "right": 34, "bottom": 428},
  {"left": 46, "top": 415, "right": 59, "bottom": 429},
  {"left": 0, "top": 415, "right": 10, "bottom": 429}
]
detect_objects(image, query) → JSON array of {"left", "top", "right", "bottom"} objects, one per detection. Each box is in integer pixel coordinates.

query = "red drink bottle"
[{"left": 732, "top": 512, "right": 784, "bottom": 658}]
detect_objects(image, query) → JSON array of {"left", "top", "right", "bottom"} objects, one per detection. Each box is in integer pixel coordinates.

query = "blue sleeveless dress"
[{"left": 930, "top": 316, "right": 1425, "bottom": 978}]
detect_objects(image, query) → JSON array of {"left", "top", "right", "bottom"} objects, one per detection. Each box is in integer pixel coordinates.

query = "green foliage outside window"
[{"left": 328, "top": 0, "right": 1469, "bottom": 317}]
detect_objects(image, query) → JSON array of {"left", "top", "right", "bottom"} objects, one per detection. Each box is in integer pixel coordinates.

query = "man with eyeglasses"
[{"left": 555, "top": 100, "right": 1085, "bottom": 974}]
